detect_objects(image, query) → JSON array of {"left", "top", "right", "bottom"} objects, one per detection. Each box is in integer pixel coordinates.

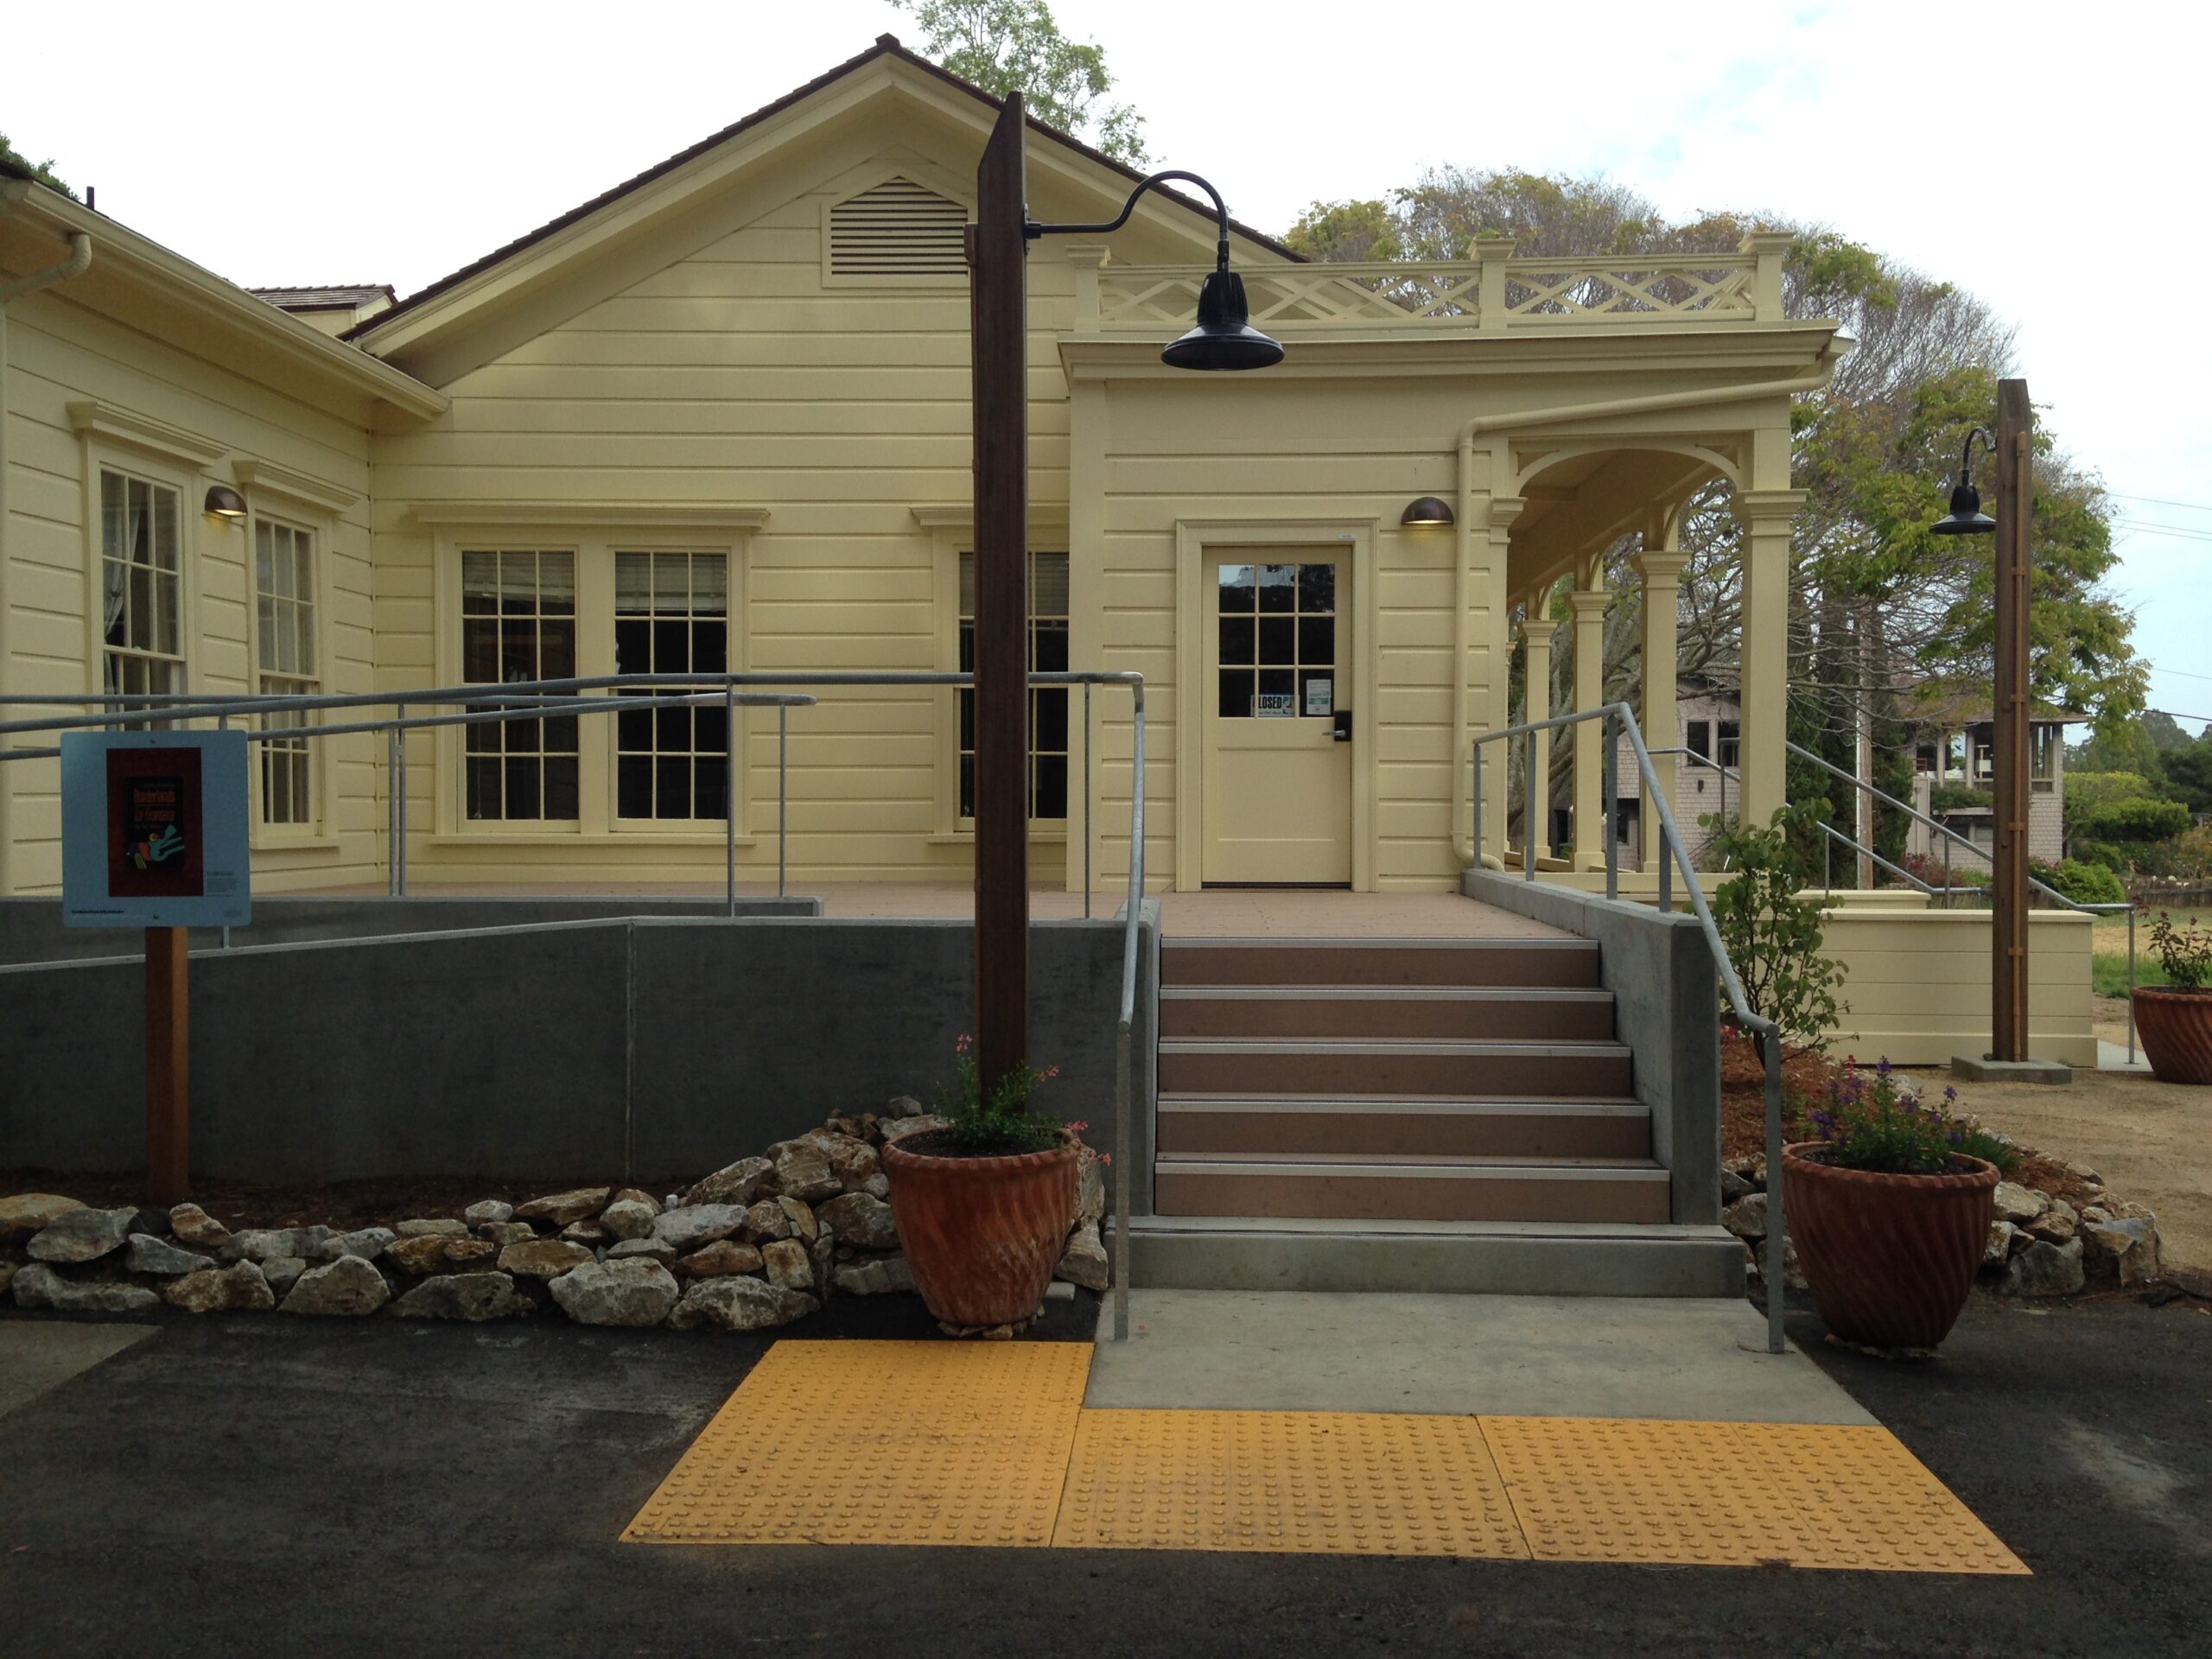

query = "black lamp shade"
[
  {"left": 205, "top": 485, "right": 247, "bottom": 519},
  {"left": 1929, "top": 477, "right": 1995, "bottom": 536},
  {"left": 1161, "top": 269, "right": 1284, "bottom": 372},
  {"left": 1401, "top": 495, "right": 1455, "bottom": 527}
]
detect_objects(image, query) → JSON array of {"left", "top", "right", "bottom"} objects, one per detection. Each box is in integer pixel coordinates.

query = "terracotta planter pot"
[
  {"left": 1781, "top": 1142, "right": 1999, "bottom": 1351},
  {"left": 882, "top": 1128, "right": 1077, "bottom": 1328},
  {"left": 2132, "top": 987, "right": 2212, "bottom": 1085}
]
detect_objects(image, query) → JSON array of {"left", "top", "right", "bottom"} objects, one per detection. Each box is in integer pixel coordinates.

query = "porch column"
[
  {"left": 1568, "top": 574, "right": 1609, "bottom": 870},
  {"left": 1476, "top": 494, "right": 1525, "bottom": 865},
  {"left": 1634, "top": 533, "right": 1688, "bottom": 870},
  {"left": 1735, "top": 490, "right": 1805, "bottom": 829},
  {"left": 1522, "top": 609, "right": 1558, "bottom": 856}
]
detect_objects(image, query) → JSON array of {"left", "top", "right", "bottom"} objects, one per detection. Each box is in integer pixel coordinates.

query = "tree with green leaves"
[
  {"left": 894, "top": 1, "right": 1147, "bottom": 164},
  {"left": 1292, "top": 170, "right": 2145, "bottom": 882},
  {"left": 0, "top": 131, "right": 75, "bottom": 200}
]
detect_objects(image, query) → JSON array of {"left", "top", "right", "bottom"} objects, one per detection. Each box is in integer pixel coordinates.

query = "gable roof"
[
  {"left": 348, "top": 34, "right": 1299, "bottom": 344},
  {"left": 251, "top": 283, "right": 394, "bottom": 311}
]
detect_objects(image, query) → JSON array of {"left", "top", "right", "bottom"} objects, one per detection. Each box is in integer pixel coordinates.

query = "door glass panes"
[
  {"left": 253, "top": 518, "right": 320, "bottom": 824},
  {"left": 613, "top": 550, "right": 729, "bottom": 821},
  {"left": 461, "top": 550, "right": 579, "bottom": 820},
  {"left": 1219, "top": 561, "right": 1336, "bottom": 719},
  {"left": 99, "top": 467, "right": 185, "bottom": 707},
  {"left": 957, "top": 550, "right": 1070, "bottom": 820}
]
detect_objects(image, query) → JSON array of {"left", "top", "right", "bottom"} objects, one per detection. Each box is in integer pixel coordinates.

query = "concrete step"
[
  {"left": 1160, "top": 985, "right": 1617, "bottom": 1041},
  {"left": 1153, "top": 1154, "right": 1672, "bottom": 1224},
  {"left": 1156, "top": 1095, "right": 1652, "bottom": 1160},
  {"left": 1116, "top": 1215, "right": 1745, "bottom": 1297},
  {"left": 1156, "top": 1038, "right": 1634, "bottom": 1099},
  {"left": 1162, "top": 936, "right": 1601, "bottom": 989}
]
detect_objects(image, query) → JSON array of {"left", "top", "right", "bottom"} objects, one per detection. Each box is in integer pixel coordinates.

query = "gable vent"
[{"left": 830, "top": 178, "right": 969, "bottom": 278}]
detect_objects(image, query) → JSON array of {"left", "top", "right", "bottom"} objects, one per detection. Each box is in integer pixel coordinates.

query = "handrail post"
[
  {"left": 1657, "top": 834, "right": 1672, "bottom": 912},
  {"left": 777, "top": 702, "right": 789, "bottom": 899},
  {"left": 385, "top": 721, "right": 402, "bottom": 899},
  {"left": 1602, "top": 714, "right": 1618, "bottom": 901},
  {"left": 1471, "top": 741, "right": 1484, "bottom": 869},
  {"left": 217, "top": 713, "right": 233, "bottom": 950},
  {"left": 393, "top": 702, "right": 407, "bottom": 897},
  {"left": 1763, "top": 1033, "right": 1785, "bottom": 1354},
  {"left": 1522, "top": 731, "right": 1536, "bottom": 880},
  {"left": 725, "top": 686, "right": 738, "bottom": 918},
  {"left": 2127, "top": 905, "right": 2138, "bottom": 1064},
  {"left": 1083, "top": 681, "right": 1093, "bottom": 920}
]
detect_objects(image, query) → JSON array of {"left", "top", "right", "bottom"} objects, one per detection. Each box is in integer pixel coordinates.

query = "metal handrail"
[
  {"left": 1475, "top": 702, "right": 1789, "bottom": 1356},
  {"left": 1, "top": 667, "right": 1155, "bottom": 1333},
  {"left": 1786, "top": 740, "right": 2139, "bottom": 1061}
]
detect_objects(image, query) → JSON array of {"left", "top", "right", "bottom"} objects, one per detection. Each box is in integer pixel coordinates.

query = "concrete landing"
[{"left": 1086, "top": 1290, "right": 1875, "bottom": 1426}]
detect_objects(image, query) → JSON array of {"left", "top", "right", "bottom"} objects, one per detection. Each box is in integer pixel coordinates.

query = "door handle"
[{"left": 1332, "top": 709, "right": 1354, "bottom": 743}]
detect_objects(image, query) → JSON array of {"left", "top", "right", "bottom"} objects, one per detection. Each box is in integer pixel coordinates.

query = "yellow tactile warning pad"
[
  {"left": 622, "top": 1340, "right": 1090, "bottom": 1547},
  {"left": 1480, "top": 1416, "right": 2028, "bottom": 1574},
  {"left": 624, "top": 1344, "right": 2027, "bottom": 1573},
  {"left": 1051, "top": 1408, "right": 1529, "bottom": 1558}
]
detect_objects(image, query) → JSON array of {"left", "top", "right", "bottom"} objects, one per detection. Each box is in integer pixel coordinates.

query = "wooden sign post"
[
  {"left": 145, "top": 925, "right": 191, "bottom": 1205},
  {"left": 969, "top": 95, "right": 1033, "bottom": 1090}
]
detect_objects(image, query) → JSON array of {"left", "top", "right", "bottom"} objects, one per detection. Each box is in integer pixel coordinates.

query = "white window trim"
[
  {"left": 245, "top": 504, "right": 339, "bottom": 849},
  {"left": 920, "top": 510, "right": 1071, "bottom": 843},
  {"left": 429, "top": 526, "right": 756, "bottom": 844},
  {"left": 82, "top": 448, "right": 197, "bottom": 704}
]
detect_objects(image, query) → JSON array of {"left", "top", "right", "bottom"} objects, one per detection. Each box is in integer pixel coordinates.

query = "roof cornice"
[{"left": 0, "top": 181, "right": 446, "bottom": 423}]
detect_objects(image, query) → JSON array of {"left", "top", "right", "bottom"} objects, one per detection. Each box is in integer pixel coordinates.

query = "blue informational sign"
[{"left": 60, "top": 730, "right": 251, "bottom": 928}]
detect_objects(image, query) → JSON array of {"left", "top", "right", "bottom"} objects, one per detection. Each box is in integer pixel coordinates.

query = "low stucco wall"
[
  {"left": 0, "top": 895, "right": 819, "bottom": 967},
  {"left": 0, "top": 915, "right": 1157, "bottom": 1202},
  {"left": 1463, "top": 869, "right": 1721, "bottom": 1225},
  {"left": 1815, "top": 902, "right": 2095, "bottom": 1067}
]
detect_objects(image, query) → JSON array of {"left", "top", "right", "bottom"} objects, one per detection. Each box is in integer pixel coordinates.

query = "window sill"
[
  {"left": 928, "top": 827, "right": 1069, "bottom": 846},
  {"left": 429, "top": 829, "right": 759, "bottom": 848},
  {"left": 251, "top": 831, "right": 341, "bottom": 855}
]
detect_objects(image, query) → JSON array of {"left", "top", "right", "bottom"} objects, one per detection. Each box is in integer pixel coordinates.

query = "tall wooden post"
[
  {"left": 1991, "top": 378, "right": 2032, "bottom": 1060},
  {"left": 145, "top": 925, "right": 189, "bottom": 1204},
  {"left": 969, "top": 97, "right": 1031, "bottom": 1086}
]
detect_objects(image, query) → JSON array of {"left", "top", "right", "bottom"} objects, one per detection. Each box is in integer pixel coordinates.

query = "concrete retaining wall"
[
  {"left": 1463, "top": 869, "right": 1721, "bottom": 1225},
  {"left": 0, "top": 916, "right": 1157, "bottom": 1201},
  {"left": 0, "top": 895, "right": 820, "bottom": 966}
]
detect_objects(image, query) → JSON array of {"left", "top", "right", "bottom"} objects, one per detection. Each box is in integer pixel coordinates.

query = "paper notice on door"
[
  {"left": 1304, "top": 677, "right": 1333, "bottom": 716},
  {"left": 1255, "top": 692, "right": 1296, "bottom": 718}
]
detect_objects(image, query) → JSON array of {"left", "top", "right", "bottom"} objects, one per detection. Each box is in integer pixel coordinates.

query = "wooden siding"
[{"left": 3, "top": 289, "right": 376, "bottom": 893}]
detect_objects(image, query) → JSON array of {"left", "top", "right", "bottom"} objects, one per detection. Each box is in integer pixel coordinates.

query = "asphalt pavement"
[{"left": 2, "top": 1289, "right": 2206, "bottom": 1658}]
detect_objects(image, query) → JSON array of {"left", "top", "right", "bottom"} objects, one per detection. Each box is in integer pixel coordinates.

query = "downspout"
[
  {"left": 1448, "top": 359, "right": 1834, "bottom": 867},
  {"left": 0, "top": 221, "right": 95, "bottom": 892}
]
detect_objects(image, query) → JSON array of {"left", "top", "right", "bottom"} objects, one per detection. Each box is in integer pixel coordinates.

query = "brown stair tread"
[
  {"left": 1158, "top": 1094, "right": 1645, "bottom": 1113},
  {"left": 1159, "top": 1037, "right": 1632, "bottom": 1056},
  {"left": 1160, "top": 985, "right": 1613, "bottom": 1001}
]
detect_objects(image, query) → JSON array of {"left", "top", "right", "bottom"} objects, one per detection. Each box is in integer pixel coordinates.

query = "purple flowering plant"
[{"left": 1803, "top": 1056, "right": 2018, "bottom": 1177}]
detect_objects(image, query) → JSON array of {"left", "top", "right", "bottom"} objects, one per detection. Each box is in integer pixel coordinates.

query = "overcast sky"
[{"left": 10, "top": 1, "right": 2205, "bottom": 730}]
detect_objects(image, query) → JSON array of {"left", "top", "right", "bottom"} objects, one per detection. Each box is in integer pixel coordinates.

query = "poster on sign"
[{"left": 60, "top": 730, "right": 251, "bottom": 927}]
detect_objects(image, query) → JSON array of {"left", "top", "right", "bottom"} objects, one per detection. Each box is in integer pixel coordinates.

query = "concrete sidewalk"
[{"left": 1085, "top": 1291, "right": 1875, "bottom": 1424}]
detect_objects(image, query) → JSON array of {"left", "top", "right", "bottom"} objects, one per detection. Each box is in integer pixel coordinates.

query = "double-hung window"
[
  {"left": 613, "top": 550, "right": 730, "bottom": 821},
  {"left": 254, "top": 518, "right": 319, "bottom": 825},
  {"left": 957, "top": 549, "right": 1069, "bottom": 821},
  {"left": 1716, "top": 720, "right": 1741, "bottom": 772},
  {"left": 460, "top": 550, "right": 578, "bottom": 820},
  {"left": 99, "top": 468, "right": 184, "bottom": 700}
]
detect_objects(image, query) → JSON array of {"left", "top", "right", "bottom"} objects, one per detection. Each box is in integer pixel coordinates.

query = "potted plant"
[
  {"left": 1783, "top": 1059, "right": 2012, "bottom": 1350},
  {"left": 881, "top": 1038, "right": 1077, "bottom": 1330},
  {"left": 2134, "top": 911, "right": 2212, "bottom": 1084}
]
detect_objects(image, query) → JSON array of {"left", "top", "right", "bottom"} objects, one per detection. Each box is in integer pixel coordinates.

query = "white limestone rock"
[
  {"left": 166, "top": 1203, "right": 232, "bottom": 1251},
  {"left": 677, "top": 1240, "right": 763, "bottom": 1278},
  {"left": 164, "top": 1262, "right": 276, "bottom": 1313},
  {"left": 391, "top": 1271, "right": 531, "bottom": 1321},
  {"left": 498, "top": 1238, "right": 595, "bottom": 1281},
  {"left": 1999, "top": 1237, "right": 2085, "bottom": 1299},
  {"left": 683, "top": 1156, "right": 774, "bottom": 1209},
  {"left": 651, "top": 1204, "right": 749, "bottom": 1252},
  {"left": 12, "top": 1263, "right": 158, "bottom": 1313},
  {"left": 280, "top": 1254, "right": 391, "bottom": 1317},
  {"left": 817, "top": 1192, "right": 898, "bottom": 1252},
  {"left": 832, "top": 1255, "right": 915, "bottom": 1297},
  {"left": 549, "top": 1258, "right": 678, "bottom": 1326},
  {"left": 760, "top": 1237, "right": 814, "bottom": 1293},
  {"left": 1993, "top": 1182, "right": 2048, "bottom": 1224},
  {"left": 394, "top": 1217, "right": 469, "bottom": 1239},
  {"left": 0, "top": 1193, "right": 85, "bottom": 1239},
  {"left": 513, "top": 1187, "right": 611, "bottom": 1225},
  {"left": 25, "top": 1206, "right": 137, "bottom": 1264},
  {"left": 124, "top": 1233, "right": 213, "bottom": 1276},
  {"left": 1054, "top": 1223, "right": 1109, "bottom": 1292},
  {"left": 600, "top": 1198, "right": 658, "bottom": 1242},
  {"left": 463, "top": 1199, "right": 515, "bottom": 1227},
  {"left": 666, "top": 1275, "right": 817, "bottom": 1332}
]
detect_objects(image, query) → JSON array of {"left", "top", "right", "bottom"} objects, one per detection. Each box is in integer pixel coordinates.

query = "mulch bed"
[
  {"left": 1716, "top": 1031, "right": 2101, "bottom": 1208},
  {"left": 0, "top": 1171, "right": 693, "bottom": 1232}
]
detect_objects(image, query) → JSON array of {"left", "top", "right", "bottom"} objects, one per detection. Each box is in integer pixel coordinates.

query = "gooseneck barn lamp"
[
  {"left": 1930, "top": 429, "right": 1997, "bottom": 536},
  {"left": 1026, "top": 170, "right": 1286, "bottom": 371}
]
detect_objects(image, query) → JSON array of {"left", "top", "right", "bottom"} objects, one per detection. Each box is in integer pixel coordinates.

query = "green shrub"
[
  {"left": 934, "top": 1036, "right": 1063, "bottom": 1153},
  {"left": 1706, "top": 803, "right": 1847, "bottom": 1058},
  {"left": 1804, "top": 1058, "right": 2018, "bottom": 1176},
  {"left": 2072, "top": 838, "right": 2126, "bottom": 872},
  {"left": 2149, "top": 912, "right": 2212, "bottom": 992},
  {"left": 2037, "top": 858, "right": 2126, "bottom": 906},
  {"left": 2078, "top": 796, "right": 2193, "bottom": 842},
  {"left": 1929, "top": 783, "right": 1993, "bottom": 812}
]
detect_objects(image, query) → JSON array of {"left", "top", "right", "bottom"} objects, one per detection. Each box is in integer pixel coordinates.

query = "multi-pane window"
[
  {"left": 254, "top": 518, "right": 318, "bottom": 825},
  {"left": 1686, "top": 720, "right": 1712, "bottom": 761},
  {"left": 1716, "top": 720, "right": 1741, "bottom": 772},
  {"left": 1216, "top": 561, "right": 1336, "bottom": 721},
  {"left": 958, "top": 550, "right": 1070, "bottom": 821},
  {"left": 99, "top": 468, "right": 183, "bottom": 699},
  {"left": 461, "top": 550, "right": 578, "bottom": 820},
  {"left": 613, "top": 550, "right": 729, "bottom": 821},
  {"left": 2031, "top": 724, "right": 2058, "bottom": 792}
]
